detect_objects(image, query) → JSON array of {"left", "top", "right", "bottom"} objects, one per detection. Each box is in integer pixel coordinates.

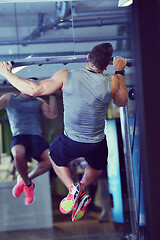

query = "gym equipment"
[{"left": 10, "top": 55, "right": 132, "bottom": 68}]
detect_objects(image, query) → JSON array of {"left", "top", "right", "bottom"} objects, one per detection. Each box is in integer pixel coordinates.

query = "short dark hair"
[{"left": 88, "top": 43, "right": 113, "bottom": 70}]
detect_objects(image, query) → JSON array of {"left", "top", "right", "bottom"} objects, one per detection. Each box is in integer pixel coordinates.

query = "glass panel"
[{"left": 0, "top": 1, "right": 137, "bottom": 240}]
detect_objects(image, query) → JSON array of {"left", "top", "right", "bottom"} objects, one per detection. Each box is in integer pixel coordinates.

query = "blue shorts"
[
  {"left": 49, "top": 133, "right": 108, "bottom": 170},
  {"left": 11, "top": 134, "right": 49, "bottom": 161}
]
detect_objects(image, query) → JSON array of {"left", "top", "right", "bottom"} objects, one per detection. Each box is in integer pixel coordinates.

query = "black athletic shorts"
[
  {"left": 11, "top": 134, "right": 49, "bottom": 161},
  {"left": 49, "top": 132, "right": 108, "bottom": 170}
]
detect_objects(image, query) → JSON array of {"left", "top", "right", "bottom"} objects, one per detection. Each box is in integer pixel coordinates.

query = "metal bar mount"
[
  {"left": 11, "top": 55, "right": 132, "bottom": 68},
  {"left": 120, "top": 106, "right": 139, "bottom": 240}
]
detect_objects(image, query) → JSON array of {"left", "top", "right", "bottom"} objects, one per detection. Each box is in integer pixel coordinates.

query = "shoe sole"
[
  {"left": 12, "top": 175, "right": 23, "bottom": 198},
  {"left": 25, "top": 184, "right": 36, "bottom": 206},
  {"left": 59, "top": 183, "right": 82, "bottom": 214},
  {"left": 72, "top": 195, "right": 91, "bottom": 222}
]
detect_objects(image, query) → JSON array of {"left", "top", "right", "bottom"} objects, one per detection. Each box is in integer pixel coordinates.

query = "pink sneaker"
[
  {"left": 72, "top": 192, "right": 91, "bottom": 222},
  {"left": 12, "top": 175, "right": 24, "bottom": 198},
  {"left": 23, "top": 182, "right": 35, "bottom": 206},
  {"left": 59, "top": 183, "right": 83, "bottom": 214}
]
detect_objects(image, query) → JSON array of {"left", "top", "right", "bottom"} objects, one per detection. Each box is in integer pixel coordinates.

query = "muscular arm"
[
  {"left": 0, "top": 61, "right": 68, "bottom": 97},
  {"left": 111, "top": 56, "right": 128, "bottom": 107},
  {"left": 111, "top": 74, "right": 128, "bottom": 107},
  {"left": 0, "top": 93, "right": 12, "bottom": 110},
  {"left": 39, "top": 95, "right": 58, "bottom": 119}
]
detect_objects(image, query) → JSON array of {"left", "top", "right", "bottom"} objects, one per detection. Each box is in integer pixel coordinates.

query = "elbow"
[
  {"left": 119, "top": 96, "right": 128, "bottom": 107},
  {"left": 113, "top": 94, "right": 128, "bottom": 107},
  {"left": 20, "top": 80, "right": 42, "bottom": 97},
  {"left": 119, "top": 95, "right": 128, "bottom": 107},
  {"left": 21, "top": 90, "right": 36, "bottom": 97},
  {"left": 31, "top": 88, "right": 43, "bottom": 97},
  {"left": 31, "top": 91, "right": 39, "bottom": 97},
  {"left": 118, "top": 101, "right": 128, "bottom": 107},
  {"left": 49, "top": 111, "right": 58, "bottom": 120},
  {"left": 29, "top": 82, "right": 44, "bottom": 97},
  {"left": 119, "top": 91, "right": 128, "bottom": 107},
  {"left": 28, "top": 91, "right": 37, "bottom": 97}
]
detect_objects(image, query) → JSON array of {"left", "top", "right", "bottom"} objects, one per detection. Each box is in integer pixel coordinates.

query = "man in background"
[{"left": 0, "top": 90, "right": 58, "bottom": 205}]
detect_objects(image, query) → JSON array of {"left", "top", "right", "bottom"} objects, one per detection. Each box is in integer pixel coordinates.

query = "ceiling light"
[{"left": 118, "top": 0, "right": 133, "bottom": 7}]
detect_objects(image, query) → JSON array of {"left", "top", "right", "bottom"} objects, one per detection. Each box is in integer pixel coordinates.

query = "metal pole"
[
  {"left": 120, "top": 106, "right": 139, "bottom": 240},
  {"left": 11, "top": 55, "right": 87, "bottom": 68},
  {"left": 11, "top": 55, "right": 132, "bottom": 68}
]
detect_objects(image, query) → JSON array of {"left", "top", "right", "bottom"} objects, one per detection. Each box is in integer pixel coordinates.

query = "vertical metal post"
[{"left": 120, "top": 106, "right": 138, "bottom": 240}]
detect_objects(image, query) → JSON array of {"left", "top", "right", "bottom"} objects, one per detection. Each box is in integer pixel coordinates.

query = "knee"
[
  {"left": 12, "top": 147, "right": 25, "bottom": 162},
  {"left": 40, "top": 150, "right": 52, "bottom": 166},
  {"left": 42, "top": 157, "right": 52, "bottom": 168}
]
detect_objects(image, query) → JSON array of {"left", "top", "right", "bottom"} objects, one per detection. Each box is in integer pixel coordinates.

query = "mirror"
[{"left": 0, "top": 1, "right": 140, "bottom": 240}]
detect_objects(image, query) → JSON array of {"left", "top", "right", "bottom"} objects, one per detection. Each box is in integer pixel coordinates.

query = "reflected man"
[
  {"left": 0, "top": 90, "right": 58, "bottom": 205},
  {"left": 0, "top": 42, "right": 128, "bottom": 220}
]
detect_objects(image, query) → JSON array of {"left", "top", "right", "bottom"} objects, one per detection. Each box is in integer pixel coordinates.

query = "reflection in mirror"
[{"left": 0, "top": 1, "right": 144, "bottom": 240}]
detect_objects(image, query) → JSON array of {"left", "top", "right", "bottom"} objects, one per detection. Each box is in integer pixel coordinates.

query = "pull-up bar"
[{"left": 11, "top": 55, "right": 132, "bottom": 68}]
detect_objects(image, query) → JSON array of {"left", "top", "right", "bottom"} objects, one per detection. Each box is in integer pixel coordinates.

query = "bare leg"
[
  {"left": 80, "top": 165, "right": 103, "bottom": 189},
  {"left": 12, "top": 146, "right": 52, "bottom": 185},
  {"left": 11, "top": 145, "right": 30, "bottom": 186},
  {"left": 50, "top": 156, "right": 102, "bottom": 190},
  {"left": 49, "top": 157, "right": 73, "bottom": 190},
  {"left": 28, "top": 149, "right": 52, "bottom": 180}
]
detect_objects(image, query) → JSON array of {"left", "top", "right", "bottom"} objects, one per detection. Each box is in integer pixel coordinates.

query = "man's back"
[
  {"left": 63, "top": 69, "right": 112, "bottom": 143},
  {"left": 6, "top": 94, "right": 42, "bottom": 136}
]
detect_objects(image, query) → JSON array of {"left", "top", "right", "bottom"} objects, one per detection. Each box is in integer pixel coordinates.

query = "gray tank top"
[
  {"left": 63, "top": 69, "right": 112, "bottom": 143},
  {"left": 6, "top": 94, "right": 42, "bottom": 136}
]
